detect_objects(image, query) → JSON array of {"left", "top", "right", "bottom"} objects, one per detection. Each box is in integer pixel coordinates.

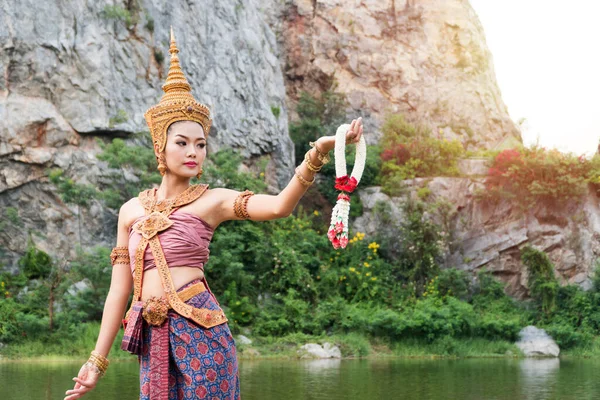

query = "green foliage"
[
  {"left": 435, "top": 268, "right": 470, "bottom": 301},
  {"left": 18, "top": 237, "right": 53, "bottom": 280},
  {"left": 270, "top": 106, "right": 281, "bottom": 119},
  {"left": 221, "top": 282, "right": 256, "bottom": 333},
  {"left": 0, "top": 240, "right": 117, "bottom": 345},
  {"left": 521, "top": 245, "right": 559, "bottom": 315},
  {"left": 145, "top": 14, "right": 154, "bottom": 32},
  {"left": 0, "top": 207, "right": 23, "bottom": 231},
  {"left": 202, "top": 148, "right": 268, "bottom": 193},
  {"left": 61, "top": 246, "right": 113, "bottom": 323},
  {"left": 102, "top": 5, "right": 136, "bottom": 28},
  {"left": 47, "top": 168, "right": 98, "bottom": 207},
  {"left": 397, "top": 199, "right": 444, "bottom": 293},
  {"left": 154, "top": 49, "right": 165, "bottom": 65},
  {"left": 477, "top": 146, "right": 591, "bottom": 209},
  {"left": 379, "top": 114, "right": 465, "bottom": 196},
  {"left": 95, "top": 135, "right": 162, "bottom": 209},
  {"left": 288, "top": 88, "right": 348, "bottom": 165},
  {"left": 109, "top": 109, "right": 128, "bottom": 127}
]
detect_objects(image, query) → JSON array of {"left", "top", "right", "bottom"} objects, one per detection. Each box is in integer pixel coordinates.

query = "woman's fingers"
[
  {"left": 74, "top": 376, "right": 96, "bottom": 388},
  {"left": 64, "top": 386, "right": 88, "bottom": 399}
]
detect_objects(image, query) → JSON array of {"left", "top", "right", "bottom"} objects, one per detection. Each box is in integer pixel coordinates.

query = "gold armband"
[
  {"left": 309, "top": 141, "right": 331, "bottom": 165},
  {"left": 295, "top": 166, "right": 315, "bottom": 186},
  {"left": 110, "top": 246, "right": 130, "bottom": 266},
  {"left": 304, "top": 149, "right": 323, "bottom": 172},
  {"left": 233, "top": 190, "right": 255, "bottom": 219}
]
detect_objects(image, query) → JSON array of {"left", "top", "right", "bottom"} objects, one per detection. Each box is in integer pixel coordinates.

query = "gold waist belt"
[{"left": 142, "top": 281, "right": 206, "bottom": 326}]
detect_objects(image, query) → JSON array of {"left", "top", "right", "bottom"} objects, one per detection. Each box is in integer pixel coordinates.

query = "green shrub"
[
  {"left": 479, "top": 146, "right": 590, "bottom": 209},
  {"left": 378, "top": 114, "right": 465, "bottom": 196},
  {"left": 521, "top": 245, "right": 558, "bottom": 315}
]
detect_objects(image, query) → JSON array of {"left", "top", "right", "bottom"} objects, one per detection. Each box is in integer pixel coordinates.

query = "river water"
[{"left": 1, "top": 357, "right": 598, "bottom": 399}]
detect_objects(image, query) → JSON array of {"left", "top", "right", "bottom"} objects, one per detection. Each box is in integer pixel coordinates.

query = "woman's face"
[{"left": 159, "top": 120, "right": 206, "bottom": 178}]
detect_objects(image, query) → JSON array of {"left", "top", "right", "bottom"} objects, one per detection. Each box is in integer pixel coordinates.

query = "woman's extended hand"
[
  {"left": 344, "top": 117, "right": 364, "bottom": 145},
  {"left": 64, "top": 362, "right": 100, "bottom": 400},
  {"left": 316, "top": 117, "right": 364, "bottom": 153}
]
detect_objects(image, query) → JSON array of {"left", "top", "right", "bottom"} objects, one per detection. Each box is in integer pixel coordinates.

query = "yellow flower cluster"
[
  {"left": 348, "top": 232, "right": 365, "bottom": 244},
  {"left": 368, "top": 241, "right": 380, "bottom": 254},
  {"left": 422, "top": 276, "right": 439, "bottom": 298},
  {"left": 313, "top": 210, "right": 320, "bottom": 216}
]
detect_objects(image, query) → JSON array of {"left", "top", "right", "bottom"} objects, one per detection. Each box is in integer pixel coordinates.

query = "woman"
[{"left": 64, "top": 29, "right": 363, "bottom": 400}]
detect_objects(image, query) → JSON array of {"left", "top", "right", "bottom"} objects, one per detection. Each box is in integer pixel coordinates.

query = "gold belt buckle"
[{"left": 142, "top": 296, "right": 170, "bottom": 326}]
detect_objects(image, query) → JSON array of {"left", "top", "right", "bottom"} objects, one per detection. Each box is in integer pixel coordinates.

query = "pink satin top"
[{"left": 128, "top": 209, "right": 215, "bottom": 274}]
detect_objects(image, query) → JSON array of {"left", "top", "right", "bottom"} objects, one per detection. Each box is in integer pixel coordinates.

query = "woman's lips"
[{"left": 184, "top": 162, "right": 197, "bottom": 167}]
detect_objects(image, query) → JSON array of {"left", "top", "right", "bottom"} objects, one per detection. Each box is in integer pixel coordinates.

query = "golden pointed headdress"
[{"left": 144, "top": 28, "right": 212, "bottom": 153}]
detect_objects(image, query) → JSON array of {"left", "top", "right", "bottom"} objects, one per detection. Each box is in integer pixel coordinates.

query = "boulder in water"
[{"left": 515, "top": 326, "right": 560, "bottom": 357}]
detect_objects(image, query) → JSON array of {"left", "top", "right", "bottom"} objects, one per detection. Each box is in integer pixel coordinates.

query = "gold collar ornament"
[
  {"left": 144, "top": 27, "right": 213, "bottom": 154},
  {"left": 131, "top": 184, "right": 203, "bottom": 239},
  {"left": 131, "top": 212, "right": 175, "bottom": 240}
]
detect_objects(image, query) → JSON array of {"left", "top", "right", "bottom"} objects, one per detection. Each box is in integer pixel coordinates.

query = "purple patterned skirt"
[{"left": 139, "top": 279, "right": 240, "bottom": 399}]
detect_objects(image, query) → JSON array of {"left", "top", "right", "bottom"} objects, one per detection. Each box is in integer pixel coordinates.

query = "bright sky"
[{"left": 470, "top": 0, "right": 600, "bottom": 157}]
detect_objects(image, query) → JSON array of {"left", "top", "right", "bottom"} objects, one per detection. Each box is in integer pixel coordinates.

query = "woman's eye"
[
  {"left": 198, "top": 143, "right": 206, "bottom": 148},
  {"left": 177, "top": 142, "right": 185, "bottom": 146}
]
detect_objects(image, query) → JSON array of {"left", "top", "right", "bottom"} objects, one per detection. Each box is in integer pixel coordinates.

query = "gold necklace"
[{"left": 152, "top": 185, "right": 196, "bottom": 213}]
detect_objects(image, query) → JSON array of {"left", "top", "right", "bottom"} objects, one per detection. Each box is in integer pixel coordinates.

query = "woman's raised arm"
[{"left": 214, "top": 118, "right": 364, "bottom": 224}]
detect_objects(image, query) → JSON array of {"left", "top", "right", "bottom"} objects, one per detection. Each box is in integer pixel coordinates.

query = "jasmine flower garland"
[{"left": 327, "top": 123, "right": 367, "bottom": 249}]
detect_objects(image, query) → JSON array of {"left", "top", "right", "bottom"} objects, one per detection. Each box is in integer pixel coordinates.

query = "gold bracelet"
[
  {"left": 295, "top": 166, "right": 315, "bottom": 186},
  {"left": 309, "top": 141, "right": 331, "bottom": 165},
  {"left": 304, "top": 149, "right": 323, "bottom": 172},
  {"left": 86, "top": 351, "right": 109, "bottom": 377},
  {"left": 90, "top": 351, "right": 109, "bottom": 368}
]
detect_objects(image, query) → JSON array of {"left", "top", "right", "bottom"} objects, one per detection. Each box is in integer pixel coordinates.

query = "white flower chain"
[{"left": 327, "top": 123, "right": 367, "bottom": 249}]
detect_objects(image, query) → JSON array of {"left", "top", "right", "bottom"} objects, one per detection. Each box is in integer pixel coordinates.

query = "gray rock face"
[
  {"left": 0, "top": 0, "right": 292, "bottom": 268},
  {"left": 297, "top": 342, "right": 342, "bottom": 359},
  {"left": 515, "top": 326, "right": 560, "bottom": 357},
  {"left": 1, "top": 0, "right": 292, "bottom": 188},
  {"left": 262, "top": 0, "right": 521, "bottom": 151},
  {"left": 354, "top": 177, "right": 600, "bottom": 298}
]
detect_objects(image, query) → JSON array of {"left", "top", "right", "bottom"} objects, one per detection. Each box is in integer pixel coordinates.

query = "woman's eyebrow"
[{"left": 175, "top": 134, "right": 206, "bottom": 141}]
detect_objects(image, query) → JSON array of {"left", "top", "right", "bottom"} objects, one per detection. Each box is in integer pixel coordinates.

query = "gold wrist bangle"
[
  {"left": 295, "top": 166, "right": 315, "bottom": 187},
  {"left": 309, "top": 141, "right": 331, "bottom": 165},
  {"left": 89, "top": 350, "right": 109, "bottom": 371},
  {"left": 88, "top": 357, "right": 108, "bottom": 371},
  {"left": 304, "top": 149, "right": 323, "bottom": 172}
]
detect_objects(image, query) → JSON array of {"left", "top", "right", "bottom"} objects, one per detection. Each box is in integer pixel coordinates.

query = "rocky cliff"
[
  {"left": 0, "top": 0, "right": 291, "bottom": 263},
  {"left": 262, "top": 0, "right": 521, "bottom": 149},
  {"left": 2, "top": 0, "right": 585, "bottom": 299}
]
